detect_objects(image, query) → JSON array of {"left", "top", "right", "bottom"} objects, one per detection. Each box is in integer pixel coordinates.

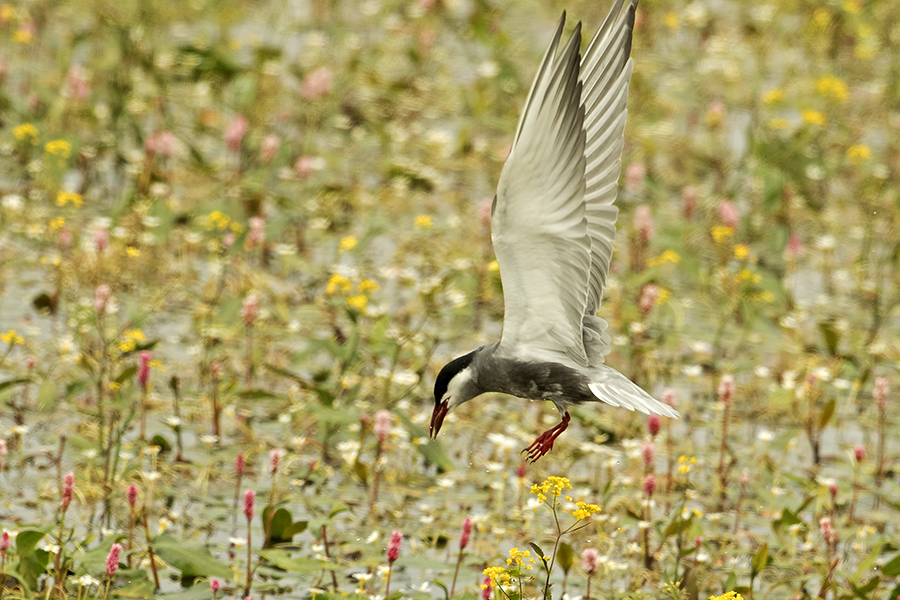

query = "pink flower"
[
  {"left": 874, "top": 376, "right": 889, "bottom": 410},
  {"left": 94, "top": 284, "right": 111, "bottom": 315},
  {"left": 259, "top": 134, "right": 280, "bottom": 163},
  {"left": 243, "top": 489, "right": 255, "bottom": 522},
  {"left": 374, "top": 410, "right": 391, "bottom": 443},
  {"left": 224, "top": 114, "right": 249, "bottom": 152},
  {"left": 785, "top": 232, "right": 803, "bottom": 260},
  {"left": 647, "top": 415, "right": 661, "bottom": 438},
  {"left": 634, "top": 204, "right": 655, "bottom": 242},
  {"left": 718, "top": 374, "right": 735, "bottom": 405},
  {"left": 625, "top": 161, "right": 646, "bottom": 193},
  {"left": 94, "top": 227, "right": 109, "bottom": 254},
  {"left": 481, "top": 576, "right": 492, "bottom": 600},
  {"left": 293, "top": 156, "right": 319, "bottom": 179},
  {"left": 138, "top": 351, "right": 151, "bottom": 391},
  {"left": 661, "top": 388, "right": 676, "bottom": 407},
  {"left": 146, "top": 131, "right": 177, "bottom": 159},
  {"left": 828, "top": 482, "right": 838, "bottom": 498},
  {"left": 106, "top": 543, "right": 122, "bottom": 577},
  {"left": 387, "top": 530, "right": 402, "bottom": 563},
  {"left": 682, "top": 186, "right": 697, "bottom": 219},
  {"left": 0, "top": 531, "right": 9, "bottom": 556},
  {"left": 241, "top": 294, "right": 258, "bottom": 327},
  {"left": 581, "top": 547, "right": 600, "bottom": 574},
  {"left": 58, "top": 227, "right": 73, "bottom": 247},
  {"left": 26, "top": 356, "right": 36, "bottom": 369},
  {"left": 717, "top": 199, "right": 740, "bottom": 228},
  {"left": 820, "top": 517, "right": 837, "bottom": 544},
  {"left": 300, "top": 66, "right": 333, "bottom": 100},
  {"left": 638, "top": 283, "right": 659, "bottom": 317},
  {"left": 65, "top": 65, "right": 90, "bottom": 102},
  {"left": 854, "top": 444, "right": 866, "bottom": 462},
  {"left": 739, "top": 473, "right": 750, "bottom": 486},
  {"left": 641, "top": 441, "right": 654, "bottom": 469},
  {"left": 60, "top": 471, "right": 75, "bottom": 511},
  {"left": 248, "top": 217, "right": 266, "bottom": 247},
  {"left": 643, "top": 473, "right": 656, "bottom": 496},
  {"left": 236, "top": 453, "right": 245, "bottom": 476},
  {"left": 515, "top": 464, "right": 526, "bottom": 479},
  {"left": 210, "top": 579, "right": 221, "bottom": 594},
  {"left": 459, "top": 516, "right": 473, "bottom": 550},
  {"left": 269, "top": 448, "right": 284, "bottom": 475},
  {"left": 694, "top": 536, "right": 703, "bottom": 549},
  {"left": 127, "top": 484, "right": 138, "bottom": 508}
]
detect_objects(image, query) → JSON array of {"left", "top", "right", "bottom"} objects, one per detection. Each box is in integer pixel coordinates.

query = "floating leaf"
[{"left": 153, "top": 535, "right": 231, "bottom": 579}]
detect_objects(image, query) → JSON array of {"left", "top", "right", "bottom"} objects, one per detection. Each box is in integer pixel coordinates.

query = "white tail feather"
[{"left": 588, "top": 366, "right": 679, "bottom": 418}]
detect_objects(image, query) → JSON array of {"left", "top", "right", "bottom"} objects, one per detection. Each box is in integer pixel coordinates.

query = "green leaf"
[
  {"left": 0, "top": 378, "right": 30, "bottom": 393},
  {"left": 882, "top": 554, "right": 900, "bottom": 577},
  {"left": 818, "top": 320, "right": 839, "bottom": 356},
  {"left": 152, "top": 535, "right": 231, "bottom": 579},
  {"left": 750, "top": 543, "right": 769, "bottom": 580},
  {"left": 260, "top": 549, "right": 339, "bottom": 573},
  {"left": 853, "top": 542, "right": 882, "bottom": 581},
  {"left": 283, "top": 520, "right": 308, "bottom": 538},
  {"left": 396, "top": 412, "right": 454, "bottom": 472},
  {"left": 262, "top": 506, "right": 294, "bottom": 546},
  {"left": 36, "top": 381, "right": 58, "bottom": 408},
  {"left": 237, "top": 389, "right": 279, "bottom": 399},
  {"left": 849, "top": 576, "right": 880, "bottom": 599},
  {"left": 557, "top": 542, "right": 574, "bottom": 573},
  {"left": 78, "top": 535, "right": 124, "bottom": 574},
  {"left": 817, "top": 398, "right": 836, "bottom": 431},
  {"left": 353, "top": 459, "right": 369, "bottom": 484},
  {"left": 116, "top": 366, "right": 137, "bottom": 385},
  {"left": 111, "top": 574, "right": 155, "bottom": 598},
  {"left": 529, "top": 542, "right": 549, "bottom": 571}
]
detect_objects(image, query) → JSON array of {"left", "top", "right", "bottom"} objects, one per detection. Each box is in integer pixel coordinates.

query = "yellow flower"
[
  {"left": 761, "top": 88, "right": 784, "bottom": 105},
  {"left": 647, "top": 249, "right": 681, "bottom": 267},
  {"left": 841, "top": 0, "right": 861, "bottom": 14},
  {"left": 414, "top": 214, "right": 432, "bottom": 230},
  {"left": 118, "top": 340, "right": 136, "bottom": 353},
  {"left": 734, "top": 244, "right": 749, "bottom": 260},
  {"left": 358, "top": 279, "right": 379, "bottom": 294},
  {"left": 0, "top": 5, "right": 16, "bottom": 20},
  {"left": 506, "top": 548, "right": 533, "bottom": 570},
  {"left": 813, "top": 8, "right": 831, "bottom": 28},
  {"left": 326, "top": 273, "right": 352, "bottom": 295},
  {"left": 13, "top": 123, "right": 38, "bottom": 143},
  {"left": 48, "top": 217, "right": 65, "bottom": 231},
  {"left": 126, "top": 246, "right": 141, "bottom": 257},
  {"left": 656, "top": 288, "right": 671, "bottom": 306},
  {"left": 56, "top": 191, "right": 83, "bottom": 207},
  {"left": 530, "top": 476, "right": 572, "bottom": 504},
  {"left": 846, "top": 144, "right": 871, "bottom": 165},
  {"left": 767, "top": 117, "right": 790, "bottom": 130},
  {"left": 734, "top": 269, "right": 760, "bottom": 283},
  {"left": 124, "top": 329, "right": 145, "bottom": 342},
  {"left": 488, "top": 260, "right": 499, "bottom": 272},
  {"left": 710, "top": 226, "right": 734, "bottom": 243},
  {"left": 204, "top": 210, "right": 230, "bottom": 231},
  {"left": 482, "top": 566, "right": 510, "bottom": 584},
  {"left": 12, "top": 27, "right": 32, "bottom": 44},
  {"left": 801, "top": 110, "right": 826, "bottom": 126},
  {"left": 664, "top": 12, "right": 680, "bottom": 28},
  {"left": 338, "top": 236, "right": 357, "bottom": 252},
  {"left": 44, "top": 140, "right": 72, "bottom": 159},
  {"left": 815, "top": 75, "right": 848, "bottom": 102},
  {"left": 709, "top": 593, "right": 744, "bottom": 600},
  {"left": 346, "top": 294, "right": 367, "bottom": 310},
  {"left": 1, "top": 329, "right": 24, "bottom": 345},
  {"left": 572, "top": 501, "right": 601, "bottom": 520},
  {"left": 109, "top": 381, "right": 122, "bottom": 391}
]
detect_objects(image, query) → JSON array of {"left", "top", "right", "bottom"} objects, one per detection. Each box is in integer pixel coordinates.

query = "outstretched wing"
[
  {"left": 492, "top": 15, "right": 592, "bottom": 367},
  {"left": 582, "top": 0, "right": 638, "bottom": 317}
]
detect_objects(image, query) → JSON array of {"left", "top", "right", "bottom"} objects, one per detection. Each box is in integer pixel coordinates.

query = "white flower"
[
  {"left": 832, "top": 378, "right": 851, "bottom": 390},
  {"left": 757, "top": 430, "right": 775, "bottom": 442},
  {"left": 352, "top": 573, "right": 373, "bottom": 582},
  {"left": 77, "top": 575, "right": 100, "bottom": 587},
  {"left": 690, "top": 341, "right": 712, "bottom": 354},
  {"left": 9, "top": 425, "right": 28, "bottom": 435},
  {"left": 229, "top": 536, "right": 246, "bottom": 547},
  {"left": 38, "top": 541, "right": 60, "bottom": 554},
  {"left": 366, "top": 531, "right": 379, "bottom": 544},
  {"left": 683, "top": 365, "right": 702, "bottom": 377},
  {"left": 164, "top": 416, "right": 182, "bottom": 427},
  {"left": 143, "top": 471, "right": 161, "bottom": 482},
  {"left": 200, "top": 435, "right": 218, "bottom": 445},
  {"left": 754, "top": 366, "right": 771, "bottom": 378},
  {"left": 1, "top": 194, "right": 23, "bottom": 210},
  {"left": 815, "top": 235, "right": 836, "bottom": 250},
  {"left": 812, "top": 367, "right": 831, "bottom": 382}
]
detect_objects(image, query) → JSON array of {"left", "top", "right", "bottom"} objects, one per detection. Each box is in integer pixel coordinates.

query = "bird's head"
[{"left": 430, "top": 350, "right": 479, "bottom": 439}]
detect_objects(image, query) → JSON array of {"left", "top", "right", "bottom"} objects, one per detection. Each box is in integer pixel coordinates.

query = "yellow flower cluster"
[
  {"left": 530, "top": 475, "right": 571, "bottom": 504},
  {"left": 571, "top": 500, "right": 601, "bottom": 520},
  {"left": 414, "top": 214, "right": 432, "bottom": 230},
  {"left": 1, "top": 329, "right": 24, "bottom": 345},
  {"left": 802, "top": 109, "right": 826, "bottom": 127},
  {"left": 0, "top": 5, "right": 16, "bottom": 20},
  {"left": 709, "top": 593, "right": 744, "bottom": 600},
  {"left": 338, "top": 236, "right": 357, "bottom": 252},
  {"left": 733, "top": 244, "right": 749, "bottom": 260},
  {"left": 203, "top": 211, "right": 242, "bottom": 232},
  {"left": 118, "top": 329, "right": 146, "bottom": 353},
  {"left": 767, "top": 118, "right": 789, "bottom": 131},
  {"left": 48, "top": 217, "right": 66, "bottom": 231},
  {"left": 326, "top": 274, "right": 379, "bottom": 311},
  {"left": 13, "top": 123, "right": 39, "bottom": 143},
  {"left": 482, "top": 565, "right": 510, "bottom": 585},
  {"left": 12, "top": 27, "right": 32, "bottom": 44},
  {"left": 846, "top": 144, "right": 871, "bottom": 165},
  {"left": 710, "top": 226, "right": 734, "bottom": 243},
  {"left": 56, "top": 191, "right": 83, "bottom": 207},
  {"left": 647, "top": 249, "right": 680, "bottom": 267},
  {"left": 44, "top": 140, "right": 72, "bottom": 159},
  {"left": 750, "top": 291, "right": 774, "bottom": 303},
  {"left": 663, "top": 12, "right": 680, "bottom": 29},
  {"left": 505, "top": 547, "right": 534, "bottom": 570},
  {"left": 761, "top": 88, "right": 784, "bottom": 105},
  {"left": 815, "top": 75, "right": 848, "bottom": 102},
  {"left": 677, "top": 455, "right": 698, "bottom": 474},
  {"left": 327, "top": 273, "right": 352, "bottom": 294},
  {"left": 734, "top": 269, "right": 761, "bottom": 284}
]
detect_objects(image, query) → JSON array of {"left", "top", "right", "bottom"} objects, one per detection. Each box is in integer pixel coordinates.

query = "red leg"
[{"left": 523, "top": 412, "right": 570, "bottom": 463}]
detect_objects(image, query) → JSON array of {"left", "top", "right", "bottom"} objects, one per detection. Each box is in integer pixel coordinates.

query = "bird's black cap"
[{"left": 434, "top": 350, "right": 476, "bottom": 403}]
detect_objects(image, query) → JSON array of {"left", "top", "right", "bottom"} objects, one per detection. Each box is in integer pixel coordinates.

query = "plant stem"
[{"left": 449, "top": 547, "right": 464, "bottom": 598}]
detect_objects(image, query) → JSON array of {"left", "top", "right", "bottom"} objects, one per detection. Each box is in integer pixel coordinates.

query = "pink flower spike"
[
  {"left": 236, "top": 453, "right": 245, "bottom": 476},
  {"left": 94, "top": 284, "right": 111, "bottom": 315},
  {"left": 269, "top": 449, "right": 284, "bottom": 475},
  {"left": 210, "top": 579, "right": 221, "bottom": 593},
  {"left": 581, "top": 547, "right": 600, "bottom": 574},
  {"left": 643, "top": 473, "right": 656, "bottom": 496},
  {"left": 248, "top": 217, "right": 266, "bottom": 246},
  {"left": 0, "top": 531, "right": 10, "bottom": 555},
  {"left": 460, "top": 516, "right": 473, "bottom": 549},
  {"left": 515, "top": 464, "right": 526, "bottom": 479},
  {"left": 717, "top": 199, "right": 740, "bottom": 228},
  {"left": 127, "top": 484, "right": 138, "bottom": 508},
  {"left": 259, "top": 134, "right": 280, "bottom": 163},
  {"left": 300, "top": 66, "right": 333, "bottom": 100},
  {"left": 694, "top": 536, "right": 703, "bottom": 549},
  {"left": 243, "top": 489, "right": 255, "bottom": 522},
  {"left": 874, "top": 376, "right": 889, "bottom": 410},
  {"left": 625, "top": 161, "right": 646, "bottom": 193},
  {"left": 241, "top": 294, "right": 258, "bottom": 327},
  {"left": 94, "top": 227, "right": 109, "bottom": 254},
  {"left": 647, "top": 415, "right": 661, "bottom": 438},
  {"left": 374, "top": 410, "right": 391, "bottom": 443},
  {"left": 634, "top": 204, "right": 655, "bottom": 242},
  {"left": 854, "top": 444, "right": 866, "bottom": 463},
  {"left": 387, "top": 530, "right": 402, "bottom": 563},
  {"left": 785, "top": 232, "right": 803, "bottom": 260},
  {"left": 60, "top": 471, "right": 75, "bottom": 510},
  {"left": 106, "top": 543, "right": 122, "bottom": 577},
  {"left": 682, "top": 185, "right": 697, "bottom": 219},
  {"left": 480, "top": 576, "right": 492, "bottom": 600},
  {"left": 224, "top": 114, "right": 249, "bottom": 152},
  {"left": 662, "top": 388, "right": 677, "bottom": 407},
  {"left": 718, "top": 374, "right": 735, "bottom": 405},
  {"left": 138, "top": 351, "right": 151, "bottom": 391},
  {"left": 641, "top": 441, "right": 654, "bottom": 469}
]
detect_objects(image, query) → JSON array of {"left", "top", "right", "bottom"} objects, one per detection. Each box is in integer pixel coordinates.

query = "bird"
[{"left": 429, "top": 0, "right": 679, "bottom": 462}]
